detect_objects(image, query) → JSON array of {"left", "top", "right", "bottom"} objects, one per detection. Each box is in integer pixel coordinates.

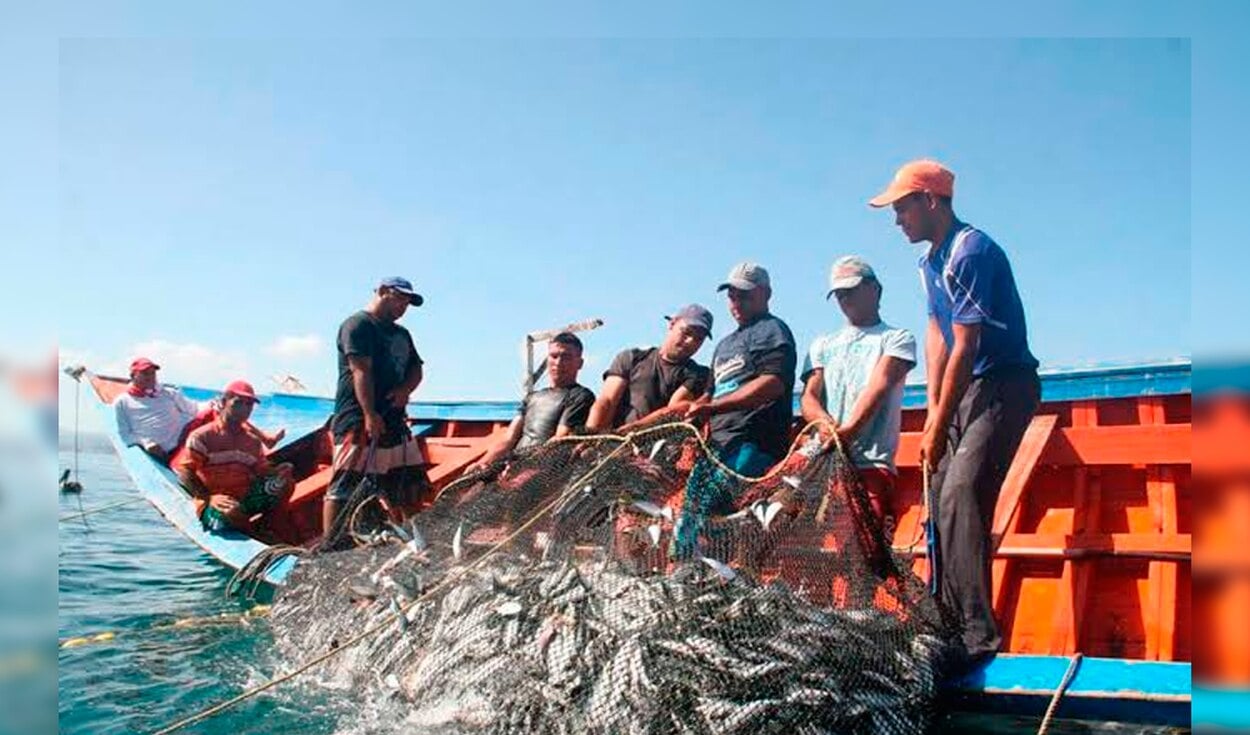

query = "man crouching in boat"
[
  {"left": 466, "top": 332, "right": 595, "bottom": 474},
  {"left": 324, "top": 277, "right": 433, "bottom": 535},
  {"left": 583, "top": 304, "right": 713, "bottom": 433},
  {"left": 799, "top": 256, "right": 915, "bottom": 527},
  {"left": 177, "top": 380, "right": 293, "bottom": 536}
]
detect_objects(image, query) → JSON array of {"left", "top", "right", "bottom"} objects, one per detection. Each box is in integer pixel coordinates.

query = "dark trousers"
[{"left": 933, "top": 366, "right": 1040, "bottom": 657}]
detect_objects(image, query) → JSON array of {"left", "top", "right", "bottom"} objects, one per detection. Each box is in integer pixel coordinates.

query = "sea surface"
[{"left": 56, "top": 435, "right": 1184, "bottom": 735}]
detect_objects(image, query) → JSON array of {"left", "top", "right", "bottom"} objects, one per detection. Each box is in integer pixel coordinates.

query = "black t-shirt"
[
  {"left": 708, "top": 313, "right": 797, "bottom": 458},
  {"left": 603, "top": 347, "right": 710, "bottom": 428},
  {"left": 332, "top": 310, "right": 422, "bottom": 439},
  {"left": 517, "top": 384, "right": 595, "bottom": 449}
]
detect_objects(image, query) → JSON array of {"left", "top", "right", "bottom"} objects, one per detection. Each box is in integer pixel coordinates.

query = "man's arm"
[
  {"left": 175, "top": 453, "right": 210, "bottom": 500},
  {"left": 586, "top": 376, "right": 628, "bottom": 433},
  {"left": 703, "top": 374, "right": 786, "bottom": 416},
  {"left": 347, "top": 355, "right": 383, "bottom": 440},
  {"left": 924, "top": 316, "right": 948, "bottom": 415},
  {"left": 387, "top": 358, "right": 424, "bottom": 409},
  {"left": 115, "top": 400, "right": 137, "bottom": 447},
  {"left": 838, "top": 356, "right": 913, "bottom": 441},
  {"left": 920, "top": 322, "right": 980, "bottom": 464},
  {"left": 799, "top": 369, "right": 833, "bottom": 426},
  {"left": 468, "top": 416, "right": 524, "bottom": 472}
]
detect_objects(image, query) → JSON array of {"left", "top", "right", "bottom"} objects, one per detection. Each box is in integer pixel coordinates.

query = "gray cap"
[
  {"left": 717, "top": 262, "right": 771, "bottom": 292},
  {"left": 826, "top": 255, "right": 877, "bottom": 298},
  {"left": 666, "top": 304, "right": 714, "bottom": 337}
]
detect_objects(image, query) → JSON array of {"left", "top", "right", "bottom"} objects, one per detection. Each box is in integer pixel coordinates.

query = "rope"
[
  {"left": 1036, "top": 652, "right": 1082, "bottom": 735},
  {"left": 440, "top": 417, "right": 841, "bottom": 502},
  {"left": 150, "top": 418, "right": 848, "bottom": 734},
  {"left": 58, "top": 496, "right": 147, "bottom": 523}
]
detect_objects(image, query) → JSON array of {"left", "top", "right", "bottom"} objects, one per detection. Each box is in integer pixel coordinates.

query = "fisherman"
[
  {"left": 177, "top": 380, "right": 293, "bottom": 535},
  {"left": 467, "top": 332, "right": 595, "bottom": 473},
  {"left": 584, "top": 304, "right": 713, "bottom": 433},
  {"left": 869, "top": 159, "right": 1040, "bottom": 669},
  {"left": 113, "top": 357, "right": 204, "bottom": 463},
  {"left": 799, "top": 256, "right": 915, "bottom": 525},
  {"left": 674, "top": 262, "right": 796, "bottom": 557},
  {"left": 324, "top": 277, "right": 433, "bottom": 534}
]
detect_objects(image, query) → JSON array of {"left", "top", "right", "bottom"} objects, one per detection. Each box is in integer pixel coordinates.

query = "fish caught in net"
[{"left": 269, "top": 414, "right": 961, "bottom": 734}]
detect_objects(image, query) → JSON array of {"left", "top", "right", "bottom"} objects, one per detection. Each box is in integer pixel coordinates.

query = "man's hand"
[
  {"left": 208, "top": 494, "right": 240, "bottom": 516},
  {"left": 919, "top": 423, "right": 948, "bottom": 466},
  {"left": 142, "top": 442, "right": 169, "bottom": 463},
  {"left": 384, "top": 387, "right": 411, "bottom": 410},
  {"left": 363, "top": 410, "right": 385, "bottom": 442},
  {"left": 684, "top": 402, "right": 713, "bottom": 423},
  {"left": 266, "top": 428, "right": 286, "bottom": 447}
]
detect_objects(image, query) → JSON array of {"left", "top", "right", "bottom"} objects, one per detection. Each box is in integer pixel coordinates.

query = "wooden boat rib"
[{"left": 83, "top": 360, "right": 1194, "bottom": 725}]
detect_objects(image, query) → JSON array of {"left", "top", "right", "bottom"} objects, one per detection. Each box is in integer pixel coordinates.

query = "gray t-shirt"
[
  {"left": 708, "top": 313, "right": 797, "bottom": 458},
  {"left": 517, "top": 384, "right": 595, "bottom": 449},
  {"left": 802, "top": 321, "right": 916, "bottom": 471}
]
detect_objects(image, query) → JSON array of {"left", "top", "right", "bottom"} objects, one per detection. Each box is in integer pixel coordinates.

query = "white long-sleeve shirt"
[{"left": 113, "top": 386, "right": 204, "bottom": 453}]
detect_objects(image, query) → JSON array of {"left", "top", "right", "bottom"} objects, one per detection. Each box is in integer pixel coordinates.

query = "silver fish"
[
  {"left": 630, "top": 500, "right": 673, "bottom": 522},
  {"left": 700, "top": 556, "right": 737, "bottom": 582},
  {"left": 452, "top": 521, "right": 464, "bottom": 561},
  {"left": 646, "top": 523, "right": 662, "bottom": 548},
  {"left": 648, "top": 439, "right": 666, "bottom": 461},
  {"left": 751, "top": 500, "right": 784, "bottom": 531}
]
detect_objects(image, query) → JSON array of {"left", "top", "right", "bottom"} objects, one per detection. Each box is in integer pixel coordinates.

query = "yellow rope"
[
  {"left": 151, "top": 418, "right": 844, "bottom": 734},
  {"left": 58, "top": 496, "right": 146, "bottom": 523}
]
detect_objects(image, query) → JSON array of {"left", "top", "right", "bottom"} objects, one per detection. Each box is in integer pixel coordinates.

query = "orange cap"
[{"left": 868, "top": 159, "right": 955, "bottom": 208}]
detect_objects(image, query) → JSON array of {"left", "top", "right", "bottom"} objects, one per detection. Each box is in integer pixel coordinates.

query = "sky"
[{"left": 0, "top": 2, "right": 1245, "bottom": 423}]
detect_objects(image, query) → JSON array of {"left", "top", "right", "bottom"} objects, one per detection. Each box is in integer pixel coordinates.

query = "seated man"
[
  {"left": 800, "top": 256, "right": 916, "bottom": 524},
  {"left": 115, "top": 356, "right": 285, "bottom": 467},
  {"left": 113, "top": 357, "right": 203, "bottom": 463},
  {"left": 177, "top": 380, "right": 293, "bottom": 535},
  {"left": 467, "top": 332, "right": 595, "bottom": 472},
  {"left": 585, "top": 304, "right": 713, "bottom": 433}
]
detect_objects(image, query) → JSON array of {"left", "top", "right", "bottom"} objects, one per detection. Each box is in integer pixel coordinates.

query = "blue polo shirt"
[{"left": 921, "top": 220, "right": 1038, "bottom": 377}]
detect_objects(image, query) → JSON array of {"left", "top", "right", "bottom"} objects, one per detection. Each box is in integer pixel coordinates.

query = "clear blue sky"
[{"left": 0, "top": 2, "right": 1244, "bottom": 417}]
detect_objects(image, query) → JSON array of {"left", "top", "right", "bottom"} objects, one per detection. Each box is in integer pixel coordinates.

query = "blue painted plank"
[
  {"left": 168, "top": 359, "right": 1192, "bottom": 426},
  {"left": 1193, "top": 686, "right": 1250, "bottom": 729},
  {"left": 947, "top": 655, "right": 1191, "bottom": 727}
]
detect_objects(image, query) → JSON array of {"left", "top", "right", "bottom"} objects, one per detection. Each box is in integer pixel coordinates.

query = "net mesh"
[{"left": 270, "top": 412, "right": 960, "bottom": 734}]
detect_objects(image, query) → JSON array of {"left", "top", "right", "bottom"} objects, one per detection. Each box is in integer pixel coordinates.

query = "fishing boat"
[{"left": 81, "top": 359, "right": 1194, "bottom": 727}]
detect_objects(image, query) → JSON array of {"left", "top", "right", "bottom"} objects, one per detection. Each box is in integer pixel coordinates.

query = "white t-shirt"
[
  {"left": 113, "top": 386, "right": 204, "bottom": 453},
  {"left": 802, "top": 321, "right": 916, "bottom": 472}
]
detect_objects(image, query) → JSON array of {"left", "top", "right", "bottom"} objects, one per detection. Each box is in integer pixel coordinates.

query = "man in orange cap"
[
  {"left": 870, "top": 159, "right": 1040, "bottom": 670},
  {"left": 177, "top": 380, "right": 293, "bottom": 535}
]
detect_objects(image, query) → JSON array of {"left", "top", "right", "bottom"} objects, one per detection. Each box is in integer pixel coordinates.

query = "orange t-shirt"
[{"left": 180, "top": 418, "right": 270, "bottom": 503}]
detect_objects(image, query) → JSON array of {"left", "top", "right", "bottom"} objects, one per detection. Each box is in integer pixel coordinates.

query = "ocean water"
[{"left": 55, "top": 436, "right": 1182, "bottom": 735}]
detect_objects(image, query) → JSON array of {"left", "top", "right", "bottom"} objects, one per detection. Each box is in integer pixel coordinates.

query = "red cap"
[
  {"left": 223, "top": 379, "right": 260, "bottom": 403},
  {"left": 129, "top": 357, "right": 160, "bottom": 374}
]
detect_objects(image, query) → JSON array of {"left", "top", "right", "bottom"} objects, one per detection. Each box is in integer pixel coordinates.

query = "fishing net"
[{"left": 269, "top": 411, "right": 960, "bottom": 734}]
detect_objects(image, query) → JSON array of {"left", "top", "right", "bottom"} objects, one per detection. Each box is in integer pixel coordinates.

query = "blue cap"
[
  {"left": 666, "top": 304, "right": 714, "bottom": 337},
  {"left": 378, "top": 277, "right": 424, "bottom": 306}
]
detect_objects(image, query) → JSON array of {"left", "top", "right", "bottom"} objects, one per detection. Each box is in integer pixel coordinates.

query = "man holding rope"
[
  {"left": 673, "top": 262, "right": 797, "bottom": 558},
  {"left": 869, "top": 159, "right": 1039, "bottom": 670},
  {"left": 325, "top": 277, "right": 432, "bottom": 536},
  {"left": 799, "top": 256, "right": 915, "bottom": 526}
]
